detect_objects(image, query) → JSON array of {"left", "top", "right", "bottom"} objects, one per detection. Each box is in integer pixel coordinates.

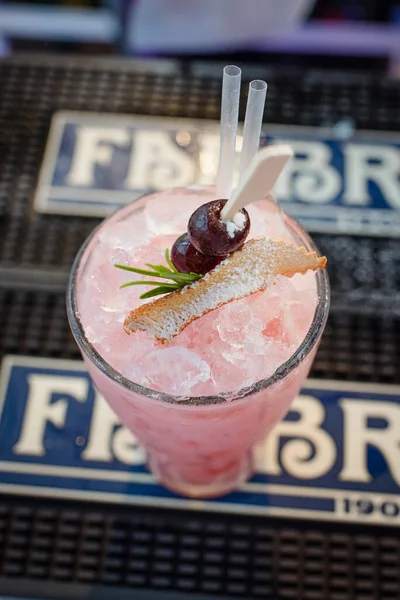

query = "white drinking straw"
[
  {"left": 239, "top": 79, "right": 267, "bottom": 177},
  {"left": 216, "top": 65, "right": 241, "bottom": 199}
]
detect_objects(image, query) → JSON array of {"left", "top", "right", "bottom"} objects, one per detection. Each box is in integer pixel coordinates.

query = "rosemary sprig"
[{"left": 115, "top": 248, "right": 203, "bottom": 299}]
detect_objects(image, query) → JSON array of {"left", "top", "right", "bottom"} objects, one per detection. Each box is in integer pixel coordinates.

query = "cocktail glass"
[{"left": 67, "top": 188, "right": 329, "bottom": 498}]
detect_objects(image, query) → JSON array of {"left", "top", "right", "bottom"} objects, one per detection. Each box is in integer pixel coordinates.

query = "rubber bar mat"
[
  {"left": 1, "top": 55, "right": 400, "bottom": 600},
  {"left": 1, "top": 55, "right": 400, "bottom": 313},
  {"left": 0, "top": 497, "right": 399, "bottom": 600}
]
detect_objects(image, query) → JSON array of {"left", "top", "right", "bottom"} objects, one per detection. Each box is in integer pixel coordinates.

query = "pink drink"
[{"left": 67, "top": 186, "right": 329, "bottom": 497}]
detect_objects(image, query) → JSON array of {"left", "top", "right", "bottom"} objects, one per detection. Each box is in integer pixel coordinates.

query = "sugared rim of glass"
[{"left": 67, "top": 194, "right": 330, "bottom": 407}]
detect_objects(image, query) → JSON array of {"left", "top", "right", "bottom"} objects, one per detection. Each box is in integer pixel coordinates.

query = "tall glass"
[{"left": 67, "top": 188, "right": 329, "bottom": 498}]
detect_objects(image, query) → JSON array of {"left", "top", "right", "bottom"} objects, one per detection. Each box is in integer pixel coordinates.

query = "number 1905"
[{"left": 340, "top": 497, "right": 400, "bottom": 520}]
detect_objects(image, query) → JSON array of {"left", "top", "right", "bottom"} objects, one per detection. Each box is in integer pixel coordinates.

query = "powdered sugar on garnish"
[
  {"left": 124, "top": 238, "right": 325, "bottom": 342},
  {"left": 223, "top": 210, "right": 247, "bottom": 238}
]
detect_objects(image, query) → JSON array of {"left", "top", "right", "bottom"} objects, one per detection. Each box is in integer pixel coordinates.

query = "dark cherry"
[
  {"left": 171, "top": 233, "right": 226, "bottom": 275},
  {"left": 188, "top": 199, "right": 250, "bottom": 256}
]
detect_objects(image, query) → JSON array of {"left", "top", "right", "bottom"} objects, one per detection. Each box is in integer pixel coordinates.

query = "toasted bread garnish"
[{"left": 124, "top": 238, "right": 326, "bottom": 342}]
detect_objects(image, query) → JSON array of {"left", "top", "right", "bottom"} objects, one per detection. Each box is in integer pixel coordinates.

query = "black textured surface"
[
  {"left": 0, "top": 498, "right": 400, "bottom": 600},
  {"left": 1, "top": 54, "right": 400, "bottom": 600},
  {"left": 1, "top": 55, "right": 400, "bottom": 314}
]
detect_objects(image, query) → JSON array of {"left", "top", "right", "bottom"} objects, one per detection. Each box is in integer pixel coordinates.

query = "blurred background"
[{"left": 0, "top": 0, "right": 399, "bottom": 73}]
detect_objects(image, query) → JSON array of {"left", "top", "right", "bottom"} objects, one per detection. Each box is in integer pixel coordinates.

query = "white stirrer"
[
  {"left": 239, "top": 80, "right": 267, "bottom": 177},
  {"left": 221, "top": 145, "right": 293, "bottom": 221},
  {"left": 216, "top": 65, "right": 241, "bottom": 199}
]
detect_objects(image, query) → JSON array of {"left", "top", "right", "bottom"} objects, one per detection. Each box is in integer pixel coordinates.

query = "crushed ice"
[{"left": 78, "top": 190, "right": 318, "bottom": 397}]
